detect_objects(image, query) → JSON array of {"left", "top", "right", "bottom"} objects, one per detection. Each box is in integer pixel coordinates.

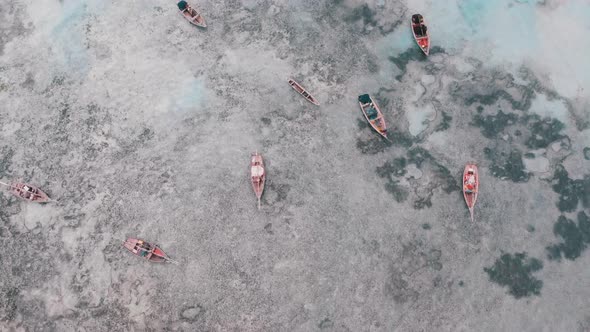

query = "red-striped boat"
[
  {"left": 358, "top": 94, "right": 388, "bottom": 139},
  {"left": 288, "top": 79, "right": 320, "bottom": 106},
  {"left": 462, "top": 164, "right": 479, "bottom": 222},
  {"left": 123, "top": 238, "right": 177, "bottom": 263},
  {"left": 250, "top": 152, "right": 265, "bottom": 209},
  {"left": 0, "top": 181, "right": 51, "bottom": 203},
  {"left": 177, "top": 1, "right": 207, "bottom": 28},
  {"left": 411, "top": 14, "right": 429, "bottom": 56}
]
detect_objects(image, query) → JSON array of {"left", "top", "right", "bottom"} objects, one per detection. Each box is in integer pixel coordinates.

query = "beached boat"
[
  {"left": 123, "top": 238, "right": 177, "bottom": 263},
  {"left": 250, "top": 152, "right": 265, "bottom": 209},
  {"left": 177, "top": 1, "right": 207, "bottom": 28},
  {"left": 0, "top": 181, "right": 51, "bottom": 203},
  {"left": 288, "top": 79, "right": 320, "bottom": 106},
  {"left": 411, "top": 14, "right": 429, "bottom": 55},
  {"left": 358, "top": 94, "right": 388, "bottom": 139},
  {"left": 462, "top": 164, "right": 479, "bottom": 222}
]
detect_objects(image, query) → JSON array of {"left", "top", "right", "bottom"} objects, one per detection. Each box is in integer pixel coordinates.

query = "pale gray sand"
[{"left": 1, "top": 0, "right": 589, "bottom": 331}]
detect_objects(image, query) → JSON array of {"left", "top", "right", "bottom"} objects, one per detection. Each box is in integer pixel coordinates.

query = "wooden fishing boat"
[
  {"left": 411, "top": 14, "right": 429, "bottom": 56},
  {"left": 123, "top": 238, "right": 177, "bottom": 263},
  {"left": 288, "top": 79, "right": 320, "bottom": 106},
  {"left": 0, "top": 181, "right": 51, "bottom": 203},
  {"left": 358, "top": 94, "right": 388, "bottom": 139},
  {"left": 462, "top": 164, "right": 479, "bottom": 222},
  {"left": 177, "top": 1, "right": 207, "bottom": 28},
  {"left": 250, "top": 151, "right": 265, "bottom": 209}
]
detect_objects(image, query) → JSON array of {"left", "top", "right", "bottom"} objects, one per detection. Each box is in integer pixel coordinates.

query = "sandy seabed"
[{"left": 1, "top": 0, "right": 589, "bottom": 331}]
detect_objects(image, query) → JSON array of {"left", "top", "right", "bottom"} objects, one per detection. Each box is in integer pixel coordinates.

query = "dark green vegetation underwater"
[
  {"left": 546, "top": 212, "right": 590, "bottom": 261},
  {"left": 484, "top": 252, "right": 543, "bottom": 298}
]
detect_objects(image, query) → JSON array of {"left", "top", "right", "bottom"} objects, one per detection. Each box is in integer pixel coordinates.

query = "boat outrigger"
[
  {"left": 0, "top": 181, "right": 52, "bottom": 203},
  {"left": 411, "top": 14, "right": 430, "bottom": 56},
  {"left": 123, "top": 238, "right": 178, "bottom": 264},
  {"left": 463, "top": 164, "right": 479, "bottom": 222},
  {"left": 288, "top": 79, "right": 320, "bottom": 106},
  {"left": 358, "top": 94, "right": 388, "bottom": 139},
  {"left": 177, "top": 1, "right": 207, "bottom": 28},
  {"left": 250, "top": 151, "right": 266, "bottom": 209}
]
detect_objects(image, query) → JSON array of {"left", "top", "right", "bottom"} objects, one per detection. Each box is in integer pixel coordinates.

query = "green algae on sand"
[{"left": 484, "top": 252, "right": 543, "bottom": 298}]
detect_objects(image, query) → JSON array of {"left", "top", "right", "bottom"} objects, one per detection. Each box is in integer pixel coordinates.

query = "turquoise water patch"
[
  {"left": 415, "top": 0, "right": 541, "bottom": 57},
  {"left": 457, "top": 0, "right": 493, "bottom": 32},
  {"left": 170, "top": 77, "right": 206, "bottom": 113},
  {"left": 377, "top": 27, "right": 414, "bottom": 58},
  {"left": 51, "top": 2, "right": 88, "bottom": 74},
  {"left": 49, "top": 0, "right": 110, "bottom": 76}
]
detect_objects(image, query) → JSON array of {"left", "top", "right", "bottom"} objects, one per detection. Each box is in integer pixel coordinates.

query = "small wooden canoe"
[
  {"left": 177, "top": 1, "right": 207, "bottom": 28},
  {"left": 411, "top": 14, "right": 429, "bottom": 56},
  {"left": 0, "top": 181, "right": 51, "bottom": 203},
  {"left": 250, "top": 152, "right": 265, "bottom": 209},
  {"left": 462, "top": 164, "right": 479, "bottom": 222},
  {"left": 358, "top": 94, "right": 388, "bottom": 139},
  {"left": 123, "top": 238, "right": 177, "bottom": 263},
  {"left": 288, "top": 79, "right": 320, "bottom": 106}
]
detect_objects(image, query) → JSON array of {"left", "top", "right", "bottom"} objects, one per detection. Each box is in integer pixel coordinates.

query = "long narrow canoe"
[
  {"left": 288, "top": 79, "right": 320, "bottom": 106},
  {"left": 358, "top": 94, "right": 388, "bottom": 139},
  {"left": 462, "top": 164, "right": 479, "bottom": 222},
  {"left": 411, "top": 14, "right": 429, "bottom": 55},
  {"left": 250, "top": 152, "right": 265, "bottom": 209},
  {"left": 0, "top": 181, "right": 51, "bottom": 203},
  {"left": 177, "top": 1, "right": 207, "bottom": 28},
  {"left": 123, "top": 238, "right": 177, "bottom": 263}
]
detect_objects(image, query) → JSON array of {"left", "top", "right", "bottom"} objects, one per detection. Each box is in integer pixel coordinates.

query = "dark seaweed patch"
[
  {"left": 524, "top": 152, "right": 535, "bottom": 159},
  {"left": 428, "top": 46, "right": 445, "bottom": 55},
  {"left": 356, "top": 136, "right": 392, "bottom": 155},
  {"left": 388, "top": 47, "right": 429, "bottom": 78},
  {"left": 0, "top": 287, "right": 19, "bottom": 321},
  {"left": 356, "top": 118, "right": 397, "bottom": 154},
  {"left": 484, "top": 148, "right": 529, "bottom": 182},
  {"left": 383, "top": 180, "right": 409, "bottom": 202},
  {"left": 414, "top": 195, "right": 432, "bottom": 209},
  {"left": 376, "top": 158, "right": 409, "bottom": 202},
  {"left": 433, "top": 164, "right": 461, "bottom": 193},
  {"left": 484, "top": 252, "right": 543, "bottom": 298},
  {"left": 450, "top": 78, "right": 535, "bottom": 111},
  {"left": 318, "top": 318, "right": 334, "bottom": 329},
  {"left": 348, "top": 4, "right": 376, "bottom": 26},
  {"left": 550, "top": 165, "right": 590, "bottom": 212},
  {"left": 546, "top": 212, "right": 590, "bottom": 261},
  {"left": 522, "top": 114, "right": 565, "bottom": 149},
  {"left": 377, "top": 146, "right": 458, "bottom": 205},
  {"left": 435, "top": 111, "right": 452, "bottom": 132},
  {"left": 584, "top": 147, "right": 590, "bottom": 160},
  {"left": 421, "top": 223, "right": 431, "bottom": 230},
  {"left": 138, "top": 128, "right": 154, "bottom": 143},
  {"left": 376, "top": 157, "right": 407, "bottom": 177},
  {"left": 268, "top": 182, "right": 290, "bottom": 203},
  {"left": 407, "top": 147, "right": 432, "bottom": 168},
  {"left": 389, "top": 131, "right": 414, "bottom": 148},
  {"left": 0, "top": 146, "right": 14, "bottom": 177},
  {"left": 471, "top": 110, "right": 518, "bottom": 138}
]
